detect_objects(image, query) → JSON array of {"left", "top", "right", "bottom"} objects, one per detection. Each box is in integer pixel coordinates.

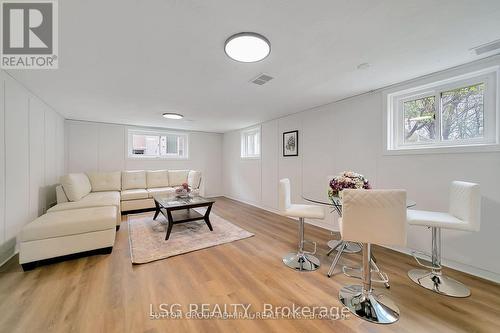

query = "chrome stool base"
[
  {"left": 408, "top": 269, "right": 470, "bottom": 298},
  {"left": 339, "top": 285, "right": 400, "bottom": 324},
  {"left": 327, "top": 240, "right": 361, "bottom": 254},
  {"left": 282, "top": 252, "right": 320, "bottom": 271}
]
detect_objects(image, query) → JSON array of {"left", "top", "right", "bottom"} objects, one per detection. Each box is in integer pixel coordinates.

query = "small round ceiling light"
[
  {"left": 357, "top": 62, "right": 371, "bottom": 70},
  {"left": 224, "top": 32, "right": 271, "bottom": 63},
  {"left": 162, "top": 113, "right": 184, "bottom": 120}
]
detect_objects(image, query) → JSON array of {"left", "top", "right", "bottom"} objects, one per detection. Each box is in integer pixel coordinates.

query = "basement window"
[
  {"left": 241, "top": 127, "right": 260, "bottom": 158},
  {"left": 128, "top": 129, "right": 188, "bottom": 159},
  {"left": 386, "top": 67, "right": 499, "bottom": 153}
]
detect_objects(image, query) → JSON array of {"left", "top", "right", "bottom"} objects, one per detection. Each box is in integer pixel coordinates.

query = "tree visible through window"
[
  {"left": 388, "top": 69, "right": 496, "bottom": 151},
  {"left": 441, "top": 83, "right": 484, "bottom": 141},
  {"left": 404, "top": 96, "right": 436, "bottom": 143}
]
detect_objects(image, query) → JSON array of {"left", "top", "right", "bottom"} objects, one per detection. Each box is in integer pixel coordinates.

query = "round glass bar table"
[{"left": 302, "top": 195, "right": 416, "bottom": 288}]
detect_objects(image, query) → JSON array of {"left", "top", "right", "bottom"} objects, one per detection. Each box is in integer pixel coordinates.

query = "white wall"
[
  {"left": 65, "top": 120, "right": 223, "bottom": 197},
  {"left": 222, "top": 56, "right": 500, "bottom": 282},
  {"left": 0, "top": 70, "right": 65, "bottom": 261}
]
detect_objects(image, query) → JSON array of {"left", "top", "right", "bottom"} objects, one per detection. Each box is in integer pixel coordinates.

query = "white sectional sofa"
[
  {"left": 52, "top": 169, "right": 202, "bottom": 221},
  {"left": 19, "top": 169, "right": 202, "bottom": 270}
]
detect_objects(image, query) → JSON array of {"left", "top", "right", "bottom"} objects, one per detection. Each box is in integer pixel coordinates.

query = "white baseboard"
[{"left": 221, "top": 195, "right": 500, "bottom": 284}]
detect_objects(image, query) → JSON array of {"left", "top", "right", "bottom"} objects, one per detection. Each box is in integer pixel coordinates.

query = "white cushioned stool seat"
[
  {"left": 406, "top": 181, "right": 480, "bottom": 298},
  {"left": 407, "top": 209, "right": 469, "bottom": 231},
  {"left": 279, "top": 178, "right": 325, "bottom": 272},
  {"left": 283, "top": 204, "right": 325, "bottom": 219}
]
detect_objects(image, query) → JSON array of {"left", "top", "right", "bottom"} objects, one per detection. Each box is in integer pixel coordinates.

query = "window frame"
[
  {"left": 241, "top": 126, "right": 261, "bottom": 159},
  {"left": 386, "top": 66, "right": 499, "bottom": 153},
  {"left": 127, "top": 129, "right": 189, "bottom": 160}
]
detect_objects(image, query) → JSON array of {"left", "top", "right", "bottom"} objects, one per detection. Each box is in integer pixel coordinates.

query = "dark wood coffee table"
[{"left": 153, "top": 195, "right": 215, "bottom": 240}]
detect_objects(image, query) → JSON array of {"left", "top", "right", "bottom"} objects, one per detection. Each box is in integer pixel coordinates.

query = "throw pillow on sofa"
[
  {"left": 60, "top": 173, "right": 92, "bottom": 202},
  {"left": 87, "top": 171, "right": 121, "bottom": 192}
]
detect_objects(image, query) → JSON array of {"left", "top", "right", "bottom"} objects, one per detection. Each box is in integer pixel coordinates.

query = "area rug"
[{"left": 127, "top": 209, "right": 254, "bottom": 264}]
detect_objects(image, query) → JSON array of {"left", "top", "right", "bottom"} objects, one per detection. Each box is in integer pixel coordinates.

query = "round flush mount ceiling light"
[
  {"left": 357, "top": 62, "right": 370, "bottom": 70},
  {"left": 162, "top": 113, "right": 184, "bottom": 120},
  {"left": 224, "top": 32, "right": 271, "bottom": 63}
]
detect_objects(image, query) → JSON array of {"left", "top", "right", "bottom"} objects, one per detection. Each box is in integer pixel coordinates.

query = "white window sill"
[
  {"left": 384, "top": 143, "right": 500, "bottom": 155},
  {"left": 127, "top": 155, "right": 189, "bottom": 161},
  {"left": 241, "top": 156, "right": 261, "bottom": 160}
]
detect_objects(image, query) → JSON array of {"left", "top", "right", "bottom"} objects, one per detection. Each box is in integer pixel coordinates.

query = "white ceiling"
[{"left": 9, "top": 0, "right": 500, "bottom": 133}]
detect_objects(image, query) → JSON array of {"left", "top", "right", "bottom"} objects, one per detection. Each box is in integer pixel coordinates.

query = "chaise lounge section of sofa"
[{"left": 19, "top": 169, "right": 202, "bottom": 270}]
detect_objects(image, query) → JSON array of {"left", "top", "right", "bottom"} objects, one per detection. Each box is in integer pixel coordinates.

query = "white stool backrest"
[
  {"left": 449, "top": 181, "right": 481, "bottom": 232},
  {"left": 341, "top": 189, "right": 407, "bottom": 246},
  {"left": 279, "top": 178, "right": 292, "bottom": 211}
]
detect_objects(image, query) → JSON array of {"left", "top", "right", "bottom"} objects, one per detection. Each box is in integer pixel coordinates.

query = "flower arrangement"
[
  {"left": 175, "top": 183, "right": 191, "bottom": 197},
  {"left": 328, "top": 171, "right": 371, "bottom": 201}
]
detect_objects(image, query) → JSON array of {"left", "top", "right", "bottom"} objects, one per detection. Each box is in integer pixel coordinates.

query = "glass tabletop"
[
  {"left": 154, "top": 195, "right": 214, "bottom": 209},
  {"left": 302, "top": 195, "right": 416, "bottom": 209}
]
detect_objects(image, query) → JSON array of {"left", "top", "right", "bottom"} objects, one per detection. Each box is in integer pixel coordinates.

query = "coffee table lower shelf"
[{"left": 153, "top": 201, "right": 214, "bottom": 240}]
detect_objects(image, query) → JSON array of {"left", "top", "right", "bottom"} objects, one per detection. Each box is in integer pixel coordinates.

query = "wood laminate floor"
[{"left": 1, "top": 197, "right": 499, "bottom": 333}]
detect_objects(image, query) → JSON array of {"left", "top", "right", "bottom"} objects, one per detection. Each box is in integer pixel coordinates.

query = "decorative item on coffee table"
[{"left": 175, "top": 183, "right": 191, "bottom": 198}]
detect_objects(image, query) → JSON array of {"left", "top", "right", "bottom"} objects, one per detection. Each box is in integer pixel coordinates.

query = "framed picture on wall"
[{"left": 283, "top": 130, "right": 298, "bottom": 157}]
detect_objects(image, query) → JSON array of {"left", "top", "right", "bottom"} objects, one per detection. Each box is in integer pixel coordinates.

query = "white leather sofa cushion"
[
  {"left": 121, "top": 198, "right": 155, "bottom": 212},
  {"left": 147, "top": 187, "right": 176, "bottom": 198},
  {"left": 21, "top": 206, "right": 116, "bottom": 242},
  {"left": 122, "top": 170, "right": 147, "bottom": 190},
  {"left": 48, "top": 191, "right": 120, "bottom": 213},
  {"left": 55, "top": 185, "right": 69, "bottom": 203},
  {"left": 147, "top": 170, "right": 169, "bottom": 188},
  {"left": 60, "top": 173, "right": 92, "bottom": 201},
  {"left": 407, "top": 209, "right": 470, "bottom": 231},
  {"left": 121, "top": 189, "right": 149, "bottom": 201},
  {"left": 285, "top": 204, "right": 325, "bottom": 219},
  {"left": 188, "top": 170, "right": 202, "bottom": 189},
  {"left": 87, "top": 171, "right": 121, "bottom": 191},
  {"left": 168, "top": 170, "right": 189, "bottom": 186}
]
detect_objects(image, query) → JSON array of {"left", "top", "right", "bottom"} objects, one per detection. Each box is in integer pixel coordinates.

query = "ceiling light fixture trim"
[
  {"left": 224, "top": 32, "right": 271, "bottom": 63},
  {"left": 162, "top": 112, "right": 184, "bottom": 120}
]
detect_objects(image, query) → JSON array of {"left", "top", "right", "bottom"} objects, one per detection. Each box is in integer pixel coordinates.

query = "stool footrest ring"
[
  {"left": 411, "top": 250, "right": 442, "bottom": 270},
  {"left": 301, "top": 240, "right": 317, "bottom": 255}
]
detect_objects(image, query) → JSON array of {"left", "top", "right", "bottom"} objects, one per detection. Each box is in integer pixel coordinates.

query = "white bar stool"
[
  {"left": 279, "top": 179, "right": 325, "bottom": 271},
  {"left": 338, "top": 189, "right": 407, "bottom": 324},
  {"left": 407, "top": 181, "right": 480, "bottom": 298}
]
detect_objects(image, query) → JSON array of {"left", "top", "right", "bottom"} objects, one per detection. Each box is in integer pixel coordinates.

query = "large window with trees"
[{"left": 387, "top": 67, "right": 498, "bottom": 152}]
